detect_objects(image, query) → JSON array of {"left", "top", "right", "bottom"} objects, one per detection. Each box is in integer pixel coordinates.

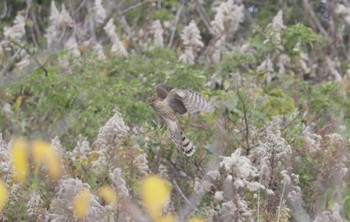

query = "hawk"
[{"left": 148, "top": 83, "right": 214, "bottom": 156}]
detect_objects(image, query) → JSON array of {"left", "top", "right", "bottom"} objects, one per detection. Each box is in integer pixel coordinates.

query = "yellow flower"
[
  {"left": 0, "top": 180, "right": 9, "bottom": 212},
  {"left": 32, "top": 140, "right": 61, "bottom": 180},
  {"left": 98, "top": 186, "right": 117, "bottom": 205},
  {"left": 15, "top": 96, "right": 23, "bottom": 109},
  {"left": 159, "top": 215, "right": 175, "bottom": 222},
  {"left": 11, "top": 138, "right": 29, "bottom": 183},
  {"left": 73, "top": 188, "right": 91, "bottom": 219},
  {"left": 141, "top": 175, "right": 170, "bottom": 221},
  {"left": 188, "top": 217, "right": 206, "bottom": 222}
]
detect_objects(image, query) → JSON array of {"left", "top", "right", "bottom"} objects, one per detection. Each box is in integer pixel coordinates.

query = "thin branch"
[
  {"left": 121, "top": 1, "right": 149, "bottom": 14},
  {"left": 194, "top": 0, "right": 214, "bottom": 35},
  {"left": 178, "top": 122, "right": 227, "bottom": 220},
  {"left": 172, "top": 179, "right": 192, "bottom": 205},
  {"left": 0, "top": 0, "right": 33, "bottom": 75},
  {"left": 0, "top": 0, "right": 8, "bottom": 19},
  {"left": 168, "top": 6, "right": 183, "bottom": 48},
  {"left": 1, "top": 47, "right": 22, "bottom": 75},
  {"left": 8, "top": 38, "right": 48, "bottom": 76},
  {"left": 74, "top": 0, "right": 87, "bottom": 14},
  {"left": 243, "top": 0, "right": 267, "bottom": 5},
  {"left": 29, "top": 26, "right": 38, "bottom": 48},
  {"left": 257, "top": 173, "right": 262, "bottom": 222},
  {"left": 302, "top": 0, "right": 329, "bottom": 37},
  {"left": 85, "top": 0, "right": 97, "bottom": 42},
  {"left": 276, "top": 180, "right": 287, "bottom": 222},
  {"left": 281, "top": 112, "right": 301, "bottom": 133},
  {"left": 120, "top": 199, "right": 149, "bottom": 222},
  {"left": 27, "top": 0, "right": 41, "bottom": 47},
  {"left": 118, "top": 0, "right": 127, "bottom": 8},
  {"left": 167, "top": 158, "right": 194, "bottom": 179},
  {"left": 237, "top": 90, "right": 250, "bottom": 155},
  {"left": 115, "top": 4, "right": 132, "bottom": 36}
]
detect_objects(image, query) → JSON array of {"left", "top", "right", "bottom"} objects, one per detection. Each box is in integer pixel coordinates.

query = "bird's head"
[{"left": 147, "top": 96, "right": 159, "bottom": 105}]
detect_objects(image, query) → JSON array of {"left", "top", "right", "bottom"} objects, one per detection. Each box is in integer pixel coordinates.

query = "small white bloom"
[
  {"left": 110, "top": 168, "right": 129, "bottom": 198},
  {"left": 4, "top": 13, "right": 26, "bottom": 41},
  {"left": 59, "top": 4, "right": 74, "bottom": 28},
  {"left": 92, "top": 42, "right": 106, "bottom": 60},
  {"left": 64, "top": 35, "right": 80, "bottom": 57},
  {"left": 207, "top": 170, "right": 221, "bottom": 180},
  {"left": 181, "top": 20, "right": 204, "bottom": 51},
  {"left": 93, "top": 0, "right": 106, "bottom": 26},
  {"left": 27, "top": 191, "right": 43, "bottom": 216},
  {"left": 179, "top": 48, "right": 195, "bottom": 64},
  {"left": 271, "top": 10, "right": 286, "bottom": 31},
  {"left": 257, "top": 56, "right": 274, "bottom": 73},
  {"left": 211, "top": 0, "right": 245, "bottom": 36},
  {"left": 104, "top": 19, "right": 128, "bottom": 56},
  {"left": 150, "top": 20, "right": 164, "bottom": 48},
  {"left": 179, "top": 20, "right": 203, "bottom": 64},
  {"left": 233, "top": 178, "right": 245, "bottom": 189},
  {"left": 194, "top": 178, "right": 212, "bottom": 194},
  {"left": 214, "top": 191, "right": 224, "bottom": 201},
  {"left": 280, "top": 170, "right": 291, "bottom": 185}
]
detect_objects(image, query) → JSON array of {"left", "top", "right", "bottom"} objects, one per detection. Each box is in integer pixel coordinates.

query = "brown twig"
[
  {"left": 237, "top": 90, "right": 250, "bottom": 155},
  {"left": 1, "top": 47, "right": 21, "bottom": 75},
  {"left": 74, "top": 0, "right": 87, "bottom": 14},
  {"left": 118, "top": 0, "right": 127, "bottom": 8},
  {"left": 167, "top": 158, "right": 194, "bottom": 179},
  {"left": 281, "top": 112, "right": 301, "bottom": 133},
  {"left": 168, "top": 6, "right": 183, "bottom": 48},
  {"left": 194, "top": 0, "right": 214, "bottom": 35},
  {"left": 85, "top": 0, "right": 97, "bottom": 42},
  {"left": 0, "top": 0, "right": 8, "bottom": 19},
  {"left": 121, "top": 1, "right": 149, "bottom": 14},
  {"left": 29, "top": 2, "right": 43, "bottom": 47},
  {"left": 8, "top": 38, "right": 48, "bottom": 76},
  {"left": 120, "top": 199, "right": 149, "bottom": 222},
  {"left": 178, "top": 122, "right": 227, "bottom": 220},
  {"left": 302, "top": 0, "right": 329, "bottom": 37},
  {"left": 116, "top": 3, "right": 132, "bottom": 36},
  {"left": 243, "top": 0, "right": 267, "bottom": 6},
  {"left": 173, "top": 179, "right": 193, "bottom": 205}
]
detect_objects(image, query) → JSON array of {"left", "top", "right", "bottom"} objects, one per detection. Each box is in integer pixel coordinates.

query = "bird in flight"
[{"left": 148, "top": 83, "right": 214, "bottom": 156}]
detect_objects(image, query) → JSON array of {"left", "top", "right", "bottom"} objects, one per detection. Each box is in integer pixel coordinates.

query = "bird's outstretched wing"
[
  {"left": 165, "top": 88, "right": 214, "bottom": 115},
  {"left": 150, "top": 84, "right": 214, "bottom": 156},
  {"left": 156, "top": 83, "right": 187, "bottom": 114},
  {"left": 156, "top": 83, "right": 173, "bottom": 99}
]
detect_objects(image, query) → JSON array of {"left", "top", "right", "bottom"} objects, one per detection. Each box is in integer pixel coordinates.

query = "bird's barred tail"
[
  {"left": 179, "top": 131, "right": 196, "bottom": 156},
  {"left": 169, "top": 126, "right": 196, "bottom": 156}
]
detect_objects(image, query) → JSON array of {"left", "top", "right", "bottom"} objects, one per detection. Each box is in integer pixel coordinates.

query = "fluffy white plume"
[
  {"left": 211, "top": 0, "right": 245, "bottom": 36},
  {"left": 150, "top": 20, "right": 164, "bottom": 48},
  {"left": 179, "top": 20, "right": 204, "bottom": 64},
  {"left": 220, "top": 149, "right": 263, "bottom": 191},
  {"left": 336, "top": 4, "right": 350, "bottom": 26},
  {"left": 3, "top": 13, "right": 26, "bottom": 41},
  {"left": 93, "top": 0, "right": 107, "bottom": 26},
  {"left": 104, "top": 19, "right": 128, "bottom": 56}
]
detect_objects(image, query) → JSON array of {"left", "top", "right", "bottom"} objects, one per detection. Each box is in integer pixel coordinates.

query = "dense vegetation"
[{"left": 0, "top": 0, "right": 350, "bottom": 221}]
